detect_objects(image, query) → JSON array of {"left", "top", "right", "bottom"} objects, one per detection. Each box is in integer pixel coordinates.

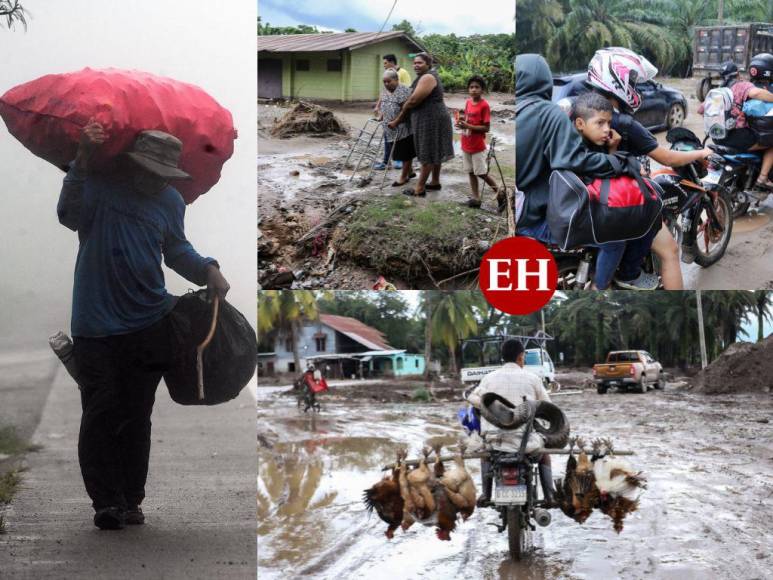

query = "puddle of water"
[{"left": 732, "top": 211, "right": 770, "bottom": 234}]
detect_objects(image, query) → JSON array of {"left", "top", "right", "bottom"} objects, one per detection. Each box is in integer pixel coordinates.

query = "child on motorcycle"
[
  {"left": 570, "top": 92, "right": 684, "bottom": 289},
  {"left": 515, "top": 54, "right": 650, "bottom": 291}
]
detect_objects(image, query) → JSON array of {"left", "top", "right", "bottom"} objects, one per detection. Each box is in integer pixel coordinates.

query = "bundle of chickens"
[
  {"left": 363, "top": 442, "right": 477, "bottom": 542},
  {"left": 554, "top": 437, "right": 647, "bottom": 533}
]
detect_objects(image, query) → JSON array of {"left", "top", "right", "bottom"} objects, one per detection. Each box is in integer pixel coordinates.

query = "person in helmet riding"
[
  {"left": 699, "top": 55, "right": 773, "bottom": 190},
  {"left": 516, "top": 53, "right": 659, "bottom": 291}
]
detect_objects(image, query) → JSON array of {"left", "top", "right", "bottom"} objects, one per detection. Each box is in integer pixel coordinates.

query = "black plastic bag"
[{"left": 164, "top": 290, "right": 257, "bottom": 405}]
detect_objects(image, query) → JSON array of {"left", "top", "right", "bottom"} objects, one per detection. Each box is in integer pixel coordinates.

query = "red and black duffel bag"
[{"left": 547, "top": 154, "right": 663, "bottom": 250}]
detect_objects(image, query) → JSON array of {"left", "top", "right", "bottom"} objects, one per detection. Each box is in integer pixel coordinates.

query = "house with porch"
[
  {"left": 258, "top": 314, "right": 425, "bottom": 378},
  {"left": 258, "top": 31, "right": 424, "bottom": 101}
]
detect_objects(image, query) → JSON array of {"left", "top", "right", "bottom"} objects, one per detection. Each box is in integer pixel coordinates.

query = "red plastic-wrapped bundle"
[
  {"left": 0, "top": 68, "right": 236, "bottom": 204},
  {"left": 305, "top": 374, "right": 329, "bottom": 394}
]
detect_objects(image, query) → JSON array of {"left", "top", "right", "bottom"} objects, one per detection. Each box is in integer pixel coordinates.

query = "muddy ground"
[
  {"left": 653, "top": 76, "right": 773, "bottom": 290},
  {"left": 257, "top": 373, "right": 773, "bottom": 580},
  {"left": 258, "top": 94, "right": 515, "bottom": 290}
]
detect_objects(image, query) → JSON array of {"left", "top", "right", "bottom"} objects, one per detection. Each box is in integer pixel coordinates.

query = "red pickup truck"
[{"left": 592, "top": 350, "right": 665, "bottom": 394}]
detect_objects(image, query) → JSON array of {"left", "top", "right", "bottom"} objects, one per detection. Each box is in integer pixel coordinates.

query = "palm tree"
[
  {"left": 1, "top": 0, "right": 26, "bottom": 30},
  {"left": 430, "top": 291, "right": 486, "bottom": 376},
  {"left": 752, "top": 290, "right": 772, "bottom": 342},
  {"left": 257, "top": 290, "right": 319, "bottom": 373},
  {"left": 545, "top": 0, "right": 688, "bottom": 74}
]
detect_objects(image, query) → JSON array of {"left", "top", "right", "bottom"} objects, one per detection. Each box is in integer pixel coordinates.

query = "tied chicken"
[
  {"left": 554, "top": 437, "right": 646, "bottom": 533},
  {"left": 363, "top": 449, "right": 405, "bottom": 539},
  {"left": 364, "top": 443, "right": 479, "bottom": 542}
]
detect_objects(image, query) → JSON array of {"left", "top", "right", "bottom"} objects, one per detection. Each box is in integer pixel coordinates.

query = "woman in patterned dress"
[{"left": 388, "top": 52, "right": 454, "bottom": 196}]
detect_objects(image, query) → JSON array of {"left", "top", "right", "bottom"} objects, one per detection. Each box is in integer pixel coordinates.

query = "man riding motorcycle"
[
  {"left": 516, "top": 53, "right": 656, "bottom": 290},
  {"left": 466, "top": 339, "right": 557, "bottom": 507},
  {"left": 700, "top": 54, "right": 773, "bottom": 190}
]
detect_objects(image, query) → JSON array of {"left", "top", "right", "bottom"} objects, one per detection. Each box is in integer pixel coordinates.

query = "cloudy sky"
[{"left": 258, "top": 0, "right": 515, "bottom": 35}]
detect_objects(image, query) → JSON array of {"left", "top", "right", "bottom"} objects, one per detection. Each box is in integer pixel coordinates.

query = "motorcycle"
[
  {"left": 547, "top": 129, "right": 733, "bottom": 287},
  {"left": 650, "top": 127, "right": 733, "bottom": 267},
  {"left": 487, "top": 447, "right": 553, "bottom": 561},
  {"left": 704, "top": 144, "right": 769, "bottom": 218}
]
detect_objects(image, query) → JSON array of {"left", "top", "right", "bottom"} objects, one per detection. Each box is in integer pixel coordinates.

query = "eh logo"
[{"left": 479, "top": 237, "right": 558, "bottom": 315}]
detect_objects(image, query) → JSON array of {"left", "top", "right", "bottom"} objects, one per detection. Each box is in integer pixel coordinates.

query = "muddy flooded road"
[{"left": 257, "top": 381, "right": 773, "bottom": 579}]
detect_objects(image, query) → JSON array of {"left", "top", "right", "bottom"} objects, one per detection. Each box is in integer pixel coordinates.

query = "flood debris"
[
  {"left": 692, "top": 335, "right": 773, "bottom": 394},
  {"left": 270, "top": 101, "right": 349, "bottom": 139}
]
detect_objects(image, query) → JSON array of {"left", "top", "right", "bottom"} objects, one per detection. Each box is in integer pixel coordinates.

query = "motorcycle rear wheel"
[{"left": 507, "top": 506, "right": 526, "bottom": 561}]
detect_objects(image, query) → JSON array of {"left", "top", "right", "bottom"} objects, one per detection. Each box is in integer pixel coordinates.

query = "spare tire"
[
  {"left": 479, "top": 394, "right": 570, "bottom": 449},
  {"left": 532, "top": 400, "right": 570, "bottom": 449}
]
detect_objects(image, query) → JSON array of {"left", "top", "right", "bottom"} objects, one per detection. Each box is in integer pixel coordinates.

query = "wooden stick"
[
  {"left": 196, "top": 295, "right": 220, "bottom": 401},
  {"left": 381, "top": 448, "right": 635, "bottom": 471},
  {"left": 437, "top": 267, "right": 480, "bottom": 286}
]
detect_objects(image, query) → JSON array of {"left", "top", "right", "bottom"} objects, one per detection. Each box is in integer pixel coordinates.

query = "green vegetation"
[
  {"left": 1, "top": 0, "right": 27, "bottom": 30},
  {"left": 410, "top": 387, "right": 431, "bottom": 402},
  {"left": 258, "top": 290, "right": 772, "bottom": 375},
  {"left": 333, "top": 198, "right": 504, "bottom": 280},
  {"left": 257, "top": 18, "right": 514, "bottom": 92},
  {"left": 517, "top": 0, "right": 773, "bottom": 76}
]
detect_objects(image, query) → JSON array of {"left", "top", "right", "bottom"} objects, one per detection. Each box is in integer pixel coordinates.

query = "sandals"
[
  {"left": 465, "top": 198, "right": 482, "bottom": 208},
  {"left": 425, "top": 183, "right": 442, "bottom": 191},
  {"left": 755, "top": 178, "right": 773, "bottom": 191},
  {"left": 402, "top": 188, "right": 426, "bottom": 197}
]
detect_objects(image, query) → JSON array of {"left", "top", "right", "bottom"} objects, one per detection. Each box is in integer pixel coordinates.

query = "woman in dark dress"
[{"left": 388, "top": 52, "right": 454, "bottom": 196}]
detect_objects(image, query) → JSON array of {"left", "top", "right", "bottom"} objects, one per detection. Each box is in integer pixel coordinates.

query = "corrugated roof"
[
  {"left": 319, "top": 314, "right": 392, "bottom": 351},
  {"left": 258, "top": 31, "right": 424, "bottom": 53}
]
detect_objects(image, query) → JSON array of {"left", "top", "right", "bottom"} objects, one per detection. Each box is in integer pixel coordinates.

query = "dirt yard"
[
  {"left": 258, "top": 94, "right": 515, "bottom": 290},
  {"left": 653, "top": 76, "right": 773, "bottom": 290},
  {"left": 257, "top": 372, "right": 773, "bottom": 579}
]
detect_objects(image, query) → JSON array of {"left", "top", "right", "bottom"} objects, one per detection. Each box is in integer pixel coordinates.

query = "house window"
[
  {"left": 315, "top": 336, "right": 327, "bottom": 352},
  {"left": 415, "top": 360, "right": 419, "bottom": 368},
  {"left": 327, "top": 59, "right": 342, "bottom": 72},
  {"left": 288, "top": 362, "right": 295, "bottom": 373},
  {"left": 284, "top": 338, "right": 293, "bottom": 351},
  {"left": 295, "top": 59, "right": 310, "bottom": 71}
]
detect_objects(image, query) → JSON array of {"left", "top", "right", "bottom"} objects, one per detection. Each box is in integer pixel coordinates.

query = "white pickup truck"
[{"left": 460, "top": 348, "right": 558, "bottom": 390}]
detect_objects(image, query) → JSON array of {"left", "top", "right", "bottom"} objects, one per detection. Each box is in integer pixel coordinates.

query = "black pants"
[{"left": 73, "top": 316, "right": 172, "bottom": 510}]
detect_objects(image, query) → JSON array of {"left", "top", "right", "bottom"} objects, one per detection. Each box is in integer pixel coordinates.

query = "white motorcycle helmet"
[{"left": 587, "top": 47, "right": 658, "bottom": 113}]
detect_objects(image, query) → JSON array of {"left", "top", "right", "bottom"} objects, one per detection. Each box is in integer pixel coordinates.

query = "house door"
[
  {"left": 267, "top": 361, "right": 275, "bottom": 376},
  {"left": 259, "top": 59, "right": 282, "bottom": 99}
]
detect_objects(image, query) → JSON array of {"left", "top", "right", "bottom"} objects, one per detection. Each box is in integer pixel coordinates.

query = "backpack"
[
  {"left": 547, "top": 154, "right": 663, "bottom": 250},
  {"left": 702, "top": 87, "right": 736, "bottom": 141}
]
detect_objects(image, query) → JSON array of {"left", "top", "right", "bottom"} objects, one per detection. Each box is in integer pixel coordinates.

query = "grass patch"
[
  {"left": 0, "top": 469, "right": 23, "bottom": 504},
  {"left": 0, "top": 426, "right": 41, "bottom": 456},
  {"left": 411, "top": 387, "right": 431, "bottom": 402},
  {"left": 334, "top": 197, "right": 506, "bottom": 279}
]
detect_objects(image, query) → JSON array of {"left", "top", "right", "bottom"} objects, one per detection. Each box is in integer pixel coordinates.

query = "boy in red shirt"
[{"left": 457, "top": 76, "right": 500, "bottom": 208}]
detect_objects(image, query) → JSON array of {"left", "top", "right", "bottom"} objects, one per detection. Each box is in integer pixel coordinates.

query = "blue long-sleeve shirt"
[{"left": 58, "top": 167, "right": 216, "bottom": 337}]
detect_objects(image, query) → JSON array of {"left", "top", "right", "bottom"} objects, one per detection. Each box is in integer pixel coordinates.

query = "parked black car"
[{"left": 552, "top": 73, "right": 688, "bottom": 132}]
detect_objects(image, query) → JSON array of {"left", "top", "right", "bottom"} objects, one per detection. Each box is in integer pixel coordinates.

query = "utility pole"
[
  {"left": 696, "top": 290, "right": 709, "bottom": 370},
  {"left": 718, "top": 0, "right": 724, "bottom": 25}
]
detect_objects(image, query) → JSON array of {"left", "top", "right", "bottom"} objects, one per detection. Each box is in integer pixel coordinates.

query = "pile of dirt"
[
  {"left": 692, "top": 336, "right": 773, "bottom": 394},
  {"left": 332, "top": 196, "right": 506, "bottom": 281},
  {"left": 270, "top": 101, "right": 349, "bottom": 138}
]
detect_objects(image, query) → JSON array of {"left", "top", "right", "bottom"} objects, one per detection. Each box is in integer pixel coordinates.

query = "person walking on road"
[{"left": 57, "top": 120, "right": 230, "bottom": 530}]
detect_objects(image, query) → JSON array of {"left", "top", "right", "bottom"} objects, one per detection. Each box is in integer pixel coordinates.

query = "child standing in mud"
[{"left": 457, "top": 76, "right": 500, "bottom": 208}]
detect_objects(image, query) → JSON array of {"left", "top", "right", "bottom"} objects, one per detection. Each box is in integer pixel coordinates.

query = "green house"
[{"left": 258, "top": 31, "right": 425, "bottom": 102}]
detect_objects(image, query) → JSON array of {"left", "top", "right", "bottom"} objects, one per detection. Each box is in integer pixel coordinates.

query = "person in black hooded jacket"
[{"left": 515, "top": 54, "right": 659, "bottom": 290}]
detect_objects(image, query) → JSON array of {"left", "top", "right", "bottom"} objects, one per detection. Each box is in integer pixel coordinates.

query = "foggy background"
[{"left": 0, "top": 0, "right": 257, "bottom": 351}]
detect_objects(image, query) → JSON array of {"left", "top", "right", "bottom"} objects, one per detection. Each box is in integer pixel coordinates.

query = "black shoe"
[
  {"left": 94, "top": 507, "right": 126, "bottom": 530},
  {"left": 126, "top": 505, "right": 145, "bottom": 525}
]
